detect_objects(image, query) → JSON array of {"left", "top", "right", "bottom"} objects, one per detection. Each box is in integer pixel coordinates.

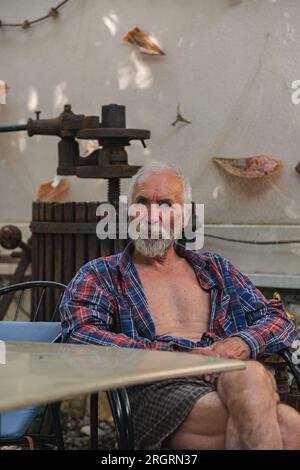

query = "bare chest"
[{"left": 135, "top": 262, "right": 211, "bottom": 340}]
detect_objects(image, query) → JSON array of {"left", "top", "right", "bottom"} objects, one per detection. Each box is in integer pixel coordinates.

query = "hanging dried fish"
[
  {"left": 37, "top": 177, "right": 69, "bottom": 202},
  {"left": 213, "top": 155, "right": 283, "bottom": 178},
  {"left": 123, "top": 27, "right": 166, "bottom": 55}
]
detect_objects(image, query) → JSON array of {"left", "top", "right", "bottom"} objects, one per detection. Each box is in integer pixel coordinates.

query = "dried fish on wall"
[
  {"left": 123, "top": 27, "right": 165, "bottom": 55},
  {"left": 37, "top": 177, "right": 69, "bottom": 202},
  {"left": 213, "top": 155, "right": 283, "bottom": 178}
]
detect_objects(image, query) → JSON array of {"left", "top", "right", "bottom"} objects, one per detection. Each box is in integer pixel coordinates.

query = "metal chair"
[
  {"left": 0, "top": 280, "right": 134, "bottom": 450},
  {"left": 90, "top": 388, "right": 134, "bottom": 450},
  {"left": 278, "top": 349, "right": 300, "bottom": 391},
  {"left": 0, "top": 281, "right": 66, "bottom": 449}
]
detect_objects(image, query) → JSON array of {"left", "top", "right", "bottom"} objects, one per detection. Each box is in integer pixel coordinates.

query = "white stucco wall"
[{"left": 0, "top": 0, "right": 300, "bottom": 278}]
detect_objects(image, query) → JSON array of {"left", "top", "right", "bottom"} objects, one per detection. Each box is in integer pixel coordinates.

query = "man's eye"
[
  {"left": 136, "top": 199, "right": 148, "bottom": 206},
  {"left": 159, "top": 202, "right": 172, "bottom": 208}
]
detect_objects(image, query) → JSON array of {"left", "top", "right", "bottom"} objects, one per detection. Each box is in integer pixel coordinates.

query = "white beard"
[
  {"left": 131, "top": 218, "right": 182, "bottom": 258},
  {"left": 134, "top": 237, "right": 174, "bottom": 258}
]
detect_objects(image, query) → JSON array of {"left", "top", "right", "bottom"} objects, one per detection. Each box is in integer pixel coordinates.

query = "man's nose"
[{"left": 148, "top": 204, "right": 160, "bottom": 223}]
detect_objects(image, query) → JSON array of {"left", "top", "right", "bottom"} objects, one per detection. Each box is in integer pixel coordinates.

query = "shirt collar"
[
  {"left": 116, "top": 239, "right": 223, "bottom": 290},
  {"left": 173, "top": 241, "right": 222, "bottom": 289}
]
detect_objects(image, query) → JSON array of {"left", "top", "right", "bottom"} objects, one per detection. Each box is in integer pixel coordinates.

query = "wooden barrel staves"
[{"left": 30, "top": 201, "right": 127, "bottom": 320}]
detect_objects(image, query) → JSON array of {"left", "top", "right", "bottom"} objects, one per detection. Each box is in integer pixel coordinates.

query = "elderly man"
[{"left": 60, "top": 161, "right": 300, "bottom": 450}]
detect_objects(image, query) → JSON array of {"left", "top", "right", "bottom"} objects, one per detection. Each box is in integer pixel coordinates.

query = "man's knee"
[
  {"left": 217, "top": 361, "right": 278, "bottom": 405},
  {"left": 218, "top": 360, "right": 269, "bottom": 389}
]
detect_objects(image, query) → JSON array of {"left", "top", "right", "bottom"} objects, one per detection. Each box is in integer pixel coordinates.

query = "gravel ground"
[
  {"left": 0, "top": 415, "right": 117, "bottom": 450},
  {"left": 62, "top": 414, "right": 117, "bottom": 450}
]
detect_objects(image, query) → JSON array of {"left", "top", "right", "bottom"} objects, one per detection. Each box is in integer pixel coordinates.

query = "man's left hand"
[
  {"left": 208, "top": 336, "right": 251, "bottom": 361},
  {"left": 190, "top": 337, "right": 251, "bottom": 383}
]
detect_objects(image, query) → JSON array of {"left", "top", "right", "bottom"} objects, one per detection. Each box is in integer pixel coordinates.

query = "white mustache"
[{"left": 138, "top": 220, "right": 171, "bottom": 239}]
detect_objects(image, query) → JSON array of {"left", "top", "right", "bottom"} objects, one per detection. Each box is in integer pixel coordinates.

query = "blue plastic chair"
[
  {"left": 0, "top": 281, "right": 66, "bottom": 449},
  {"left": 0, "top": 321, "right": 62, "bottom": 442},
  {"left": 0, "top": 281, "right": 134, "bottom": 450}
]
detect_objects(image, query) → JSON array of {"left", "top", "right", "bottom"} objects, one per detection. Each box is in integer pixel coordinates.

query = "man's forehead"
[{"left": 132, "top": 171, "right": 183, "bottom": 198}]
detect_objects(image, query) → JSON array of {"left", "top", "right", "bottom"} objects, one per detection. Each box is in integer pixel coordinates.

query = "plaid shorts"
[{"left": 126, "top": 377, "right": 217, "bottom": 450}]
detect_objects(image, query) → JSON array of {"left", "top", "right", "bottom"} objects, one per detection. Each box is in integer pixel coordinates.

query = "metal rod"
[{"left": 0, "top": 124, "right": 27, "bottom": 133}]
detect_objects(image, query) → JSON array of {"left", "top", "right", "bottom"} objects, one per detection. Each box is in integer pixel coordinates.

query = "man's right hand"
[
  {"left": 188, "top": 346, "right": 220, "bottom": 357},
  {"left": 187, "top": 347, "right": 221, "bottom": 382}
]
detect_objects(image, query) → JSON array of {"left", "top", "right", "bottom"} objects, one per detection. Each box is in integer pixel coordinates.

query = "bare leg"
[
  {"left": 217, "top": 361, "right": 283, "bottom": 449},
  {"left": 165, "top": 391, "right": 228, "bottom": 450},
  {"left": 277, "top": 403, "right": 300, "bottom": 450},
  {"left": 166, "top": 362, "right": 300, "bottom": 450}
]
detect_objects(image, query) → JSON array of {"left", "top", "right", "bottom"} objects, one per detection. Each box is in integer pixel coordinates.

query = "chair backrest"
[{"left": 0, "top": 280, "right": 66, "bottom": 322}]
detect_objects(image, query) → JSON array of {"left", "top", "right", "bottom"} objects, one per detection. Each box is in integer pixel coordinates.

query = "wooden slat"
[
  {"left": 87, "top": 202, "right": 100, "bottom": 261},
  {"left": 53, "top": 203, "right": 63, "bottom": 319},
  {"left": 54, "top": 203, "right": 63, "bottom": 284},
  {"left": 75, "top": 202, "right": 87, "bottom": 272},
  {"left": 44, "top": 203, "right": 54, "bottom": 320},
  {"left": 98, "top": 201, "right": 113, "bottom": 257},
  {"left": 31, "top": 202, "right": 39, "bottom": 318},
  {"left": 63, "top": 202, "right": 75, "bottom": 283},
  {"left": 36, "top": 203, "right": 46, "bottom": 319}
]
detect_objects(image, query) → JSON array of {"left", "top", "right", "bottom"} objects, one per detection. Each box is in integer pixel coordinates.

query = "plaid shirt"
[{"left": 60, "top": 240, "right": 297, "bottom": 359}]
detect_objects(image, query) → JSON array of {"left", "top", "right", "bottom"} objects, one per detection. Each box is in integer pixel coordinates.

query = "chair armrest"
[{"left": 278, "top": 348, "right": 300, "bottom": 392}]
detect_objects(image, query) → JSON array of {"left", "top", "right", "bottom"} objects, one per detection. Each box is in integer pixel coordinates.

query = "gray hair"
[{"left": 128, "top": 161, "right": 192, "bottom": 205}]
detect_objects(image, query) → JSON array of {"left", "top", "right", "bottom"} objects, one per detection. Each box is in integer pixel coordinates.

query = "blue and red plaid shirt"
[{"left": 60, "top": 240, "right": 297, "bottom": 359}]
